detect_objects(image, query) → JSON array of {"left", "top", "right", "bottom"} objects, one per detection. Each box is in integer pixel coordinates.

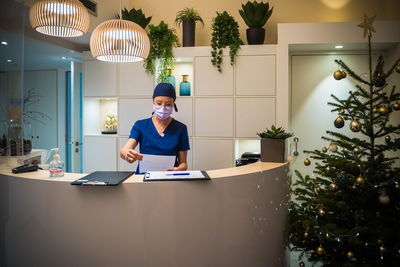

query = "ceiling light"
[
  {"left": 90, "top": 19, "right": 150, "bottom": 63},
  {"left": 60, "top": 56, "right": 67, "bottom": 59},
  {"left": 1, "top": 41, "right": 8, "bottom": 46},
  {"left": 335, "top": 45, "right": 343, "bottom": 49},
  {"left": 7, "top": 59, "right": 12, "bottom": 62},
  {"left": 29, "top": 0, "right": 89, "bottom": 37}
]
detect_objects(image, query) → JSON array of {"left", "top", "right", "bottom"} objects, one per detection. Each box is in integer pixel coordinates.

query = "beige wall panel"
[
  {"left": 236, "top": 98, "right": 275, "bottom": 138},
  {"left": 84, "top": 61, "right": 116, "bottom": 96},
  {"left": 194, "top": 98, "right": 233, "bottom": 137},
  {"left": 119, "top": 62, "right": 154, "bottom": 96},
  {"left": 236, "top": 55, "right": 275, "bottom": 96},
  {"left": 193, "top": 139, "right": 234, "bottom": 170},
  {"left": 84, "top": 136, "right": 116, "bottom": 172},
  {"left": 173, "top": 97, "right": 193, "bottom": 136},
  {"left": 119, "top": 98, "right": 153, "bottom": 136}
]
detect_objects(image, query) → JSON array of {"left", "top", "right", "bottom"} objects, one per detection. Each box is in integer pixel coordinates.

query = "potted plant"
[
  {"left": 210, "top": 11, "right": 243, "bottom": 72},
  {"left": 175, "top": 8, "right": 204, "bottom": 47},
  {"left": 257, "top": 125, "right": 293, "bottom": 162},
  {"left": 239, "top": 1, "right": 273, "bottom": 45},
  {"left": 117, "top": 8, "right": 152, "bottom": 29},
  {"left": 144, "top": 21, "right": 179, "bottom": 83}
]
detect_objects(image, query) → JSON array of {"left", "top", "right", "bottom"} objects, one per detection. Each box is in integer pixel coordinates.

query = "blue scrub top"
[{"left": 129, "top": 117, "right": 190, "bottom": 173}]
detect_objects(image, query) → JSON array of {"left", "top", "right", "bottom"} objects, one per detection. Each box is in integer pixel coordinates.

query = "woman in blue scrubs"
[{"left": 120, "top": 83, "right": 190, "bottom": 173}]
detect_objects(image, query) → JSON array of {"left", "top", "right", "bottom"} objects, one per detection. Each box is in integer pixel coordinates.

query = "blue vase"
[
  {"left": 180, "top": 75, "right": 191, "bottom": 96},
  {"left": 166, "top": 68, "right": 176, "bottom": 89}
]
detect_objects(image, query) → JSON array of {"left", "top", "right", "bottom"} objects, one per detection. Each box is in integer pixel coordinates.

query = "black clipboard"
[
  {"left": 71, "top": 171, "right": 134, "bottom": 186},
  {"left": 143, "top": 171, "right": 210, "bottom": 182}
]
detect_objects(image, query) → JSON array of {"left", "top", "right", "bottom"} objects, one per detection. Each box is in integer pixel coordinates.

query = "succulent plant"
[
  {"left": 257, "top": 125, "right": 293, "bottom": 139},
  {"left": 239, "top": 1, "right": 273, "bottom": 28},
  {"left": 118, "top": 8, "right": 152, "bottom": 29}
]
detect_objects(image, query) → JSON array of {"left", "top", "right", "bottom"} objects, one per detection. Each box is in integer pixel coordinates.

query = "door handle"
[
  {"left": 293, "top": 137, "right": 299, "bottom": 156},
  {"left": 75, "top": 141, "right": 83, "bottom": 146}
]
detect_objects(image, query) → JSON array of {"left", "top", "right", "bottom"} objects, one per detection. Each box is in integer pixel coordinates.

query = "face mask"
[{"left": 153, "top": 104, "right": 173, "bottom": 120}]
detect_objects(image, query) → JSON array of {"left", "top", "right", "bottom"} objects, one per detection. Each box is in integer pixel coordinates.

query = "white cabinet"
[
  {"left": 235, "top": 55, "right": 275, "bottom": 96},
  {"left": 193, "top": 139, "right": 234, "bottom": 170},
  {"left": 173, "top": 97, "right": 193, "bottom": 136},
  {"left": 84, "top": 61, "right": 116, "bottom": 97},
  {"left": 194, "top": 56, "right": 233, "bottom": 96},
  {"left": 118, "top": 63, "right": 154, "bottom": 96},
  {"left": 236, "top": 97, "right": 275, "bottom": 138},
  {"left": 118, "top": 98, "right": 153, "bottom": 136},
  {"left": 84, "top": 136, "right": 117, "bottom": 172},
  {"left": 194, "top": 98, "right": 233, "bottom": 137}
]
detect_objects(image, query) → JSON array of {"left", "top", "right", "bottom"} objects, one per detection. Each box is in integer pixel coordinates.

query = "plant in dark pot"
[
  {"left": 175, "top": 8, "right": 204, "bottom": 47},
  {"left": 117, "top": 8, "right": 152, "bottom": 29},
  {"left": 257, "top": 125, "right": 293, "bottom": 162},
  {"left": 239, "top": 1, "right": 273, "bottom": 45}
]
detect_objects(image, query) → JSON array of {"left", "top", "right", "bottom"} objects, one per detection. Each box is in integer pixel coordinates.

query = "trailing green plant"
[
  {"left": 175, "top": 7, "right": 204, "bottom": 26},
  {"left": 117, "top": 8, "right": 152, "bottom": 29},
  {"left": 239, "top": 1, "right": 273, "bottom": 28},
  {"left": 210, "top": 11, "right": 243, "bottom": 72},
  {"left": 257, "top": 125, "right": 293, "bottom": 139},
  {"left": 144, "top": 21, "right": 179, "bottom": 83}
]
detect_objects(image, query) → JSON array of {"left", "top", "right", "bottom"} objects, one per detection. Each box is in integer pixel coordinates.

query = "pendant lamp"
[
  {"left": 90, "top": 19, "right": 150, "bottom": 63},
  {"left": 29, "top": 0, "right": 89, "bottom": 37}
]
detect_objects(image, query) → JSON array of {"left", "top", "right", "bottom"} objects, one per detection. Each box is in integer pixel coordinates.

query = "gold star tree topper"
[{"left": 358, "top": 13, "right": 376, "bottom": 38}]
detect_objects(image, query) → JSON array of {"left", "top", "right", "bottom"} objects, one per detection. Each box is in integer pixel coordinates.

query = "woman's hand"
[{"left": 123, "top": 149, "right": 143, "bottom": 163}]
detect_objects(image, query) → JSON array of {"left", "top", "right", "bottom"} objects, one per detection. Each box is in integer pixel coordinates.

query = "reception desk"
[{"left": 0, "top": 161, "right": 290, "bottom": 267}]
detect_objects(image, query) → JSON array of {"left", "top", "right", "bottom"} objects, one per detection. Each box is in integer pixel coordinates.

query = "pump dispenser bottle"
[{"left": 49, "top": 148, "right": 64, "bottom": 178}]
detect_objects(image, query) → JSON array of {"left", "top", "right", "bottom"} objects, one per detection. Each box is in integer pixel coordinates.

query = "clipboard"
[
  {"left": 143, "top": 171, "right": 210, "bottom": 182},
  {"left": 71, "top": 171, "right": 134, "bottom": 186}
]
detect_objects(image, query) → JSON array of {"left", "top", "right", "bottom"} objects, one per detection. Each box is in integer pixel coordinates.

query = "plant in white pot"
[{"left": 257, "top": 125, "right": 293, "bottom": 162}]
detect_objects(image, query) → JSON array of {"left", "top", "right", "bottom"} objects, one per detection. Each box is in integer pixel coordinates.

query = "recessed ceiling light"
[
  {"left": 7, "top": 59, "right": 12, "bottom": 62},
  {"left": 1, "top": 41, "right": 8, "bottom": 46},
  {"left": 60, "top": 56, "right": 67, "bottom": 59},
  {"left": 335, "top": 45, "right": 343, "bottom": 49}
]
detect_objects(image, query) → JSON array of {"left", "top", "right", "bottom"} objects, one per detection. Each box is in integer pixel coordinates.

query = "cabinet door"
[
  {"left": 236, "top": 97, "right": 275, "bottom": 138},
  {"left": 119, "top": 63, "right": 154, "bottom": 96},
  {"left": 119, "top": 98, "right": 153, "bottom": 136},
  {"left": 118, "top": 137, "right": 139, "bottom": 171},
  {"left": 173, "top": 97, "right": 193, "bottom": 136},
  {"left": 84, "top": 136, "right": 117, "bottom": 172},
  {"left": 235, "top": 55, "right": 275, "bottom": 96},
  {"left": 193, "top": 139, "right": 234, "bottom": 170},
  {"left": 194, "top": 98, "right": 233, "bottom": 137},
  {"left": 84, "top": 61, "right": 116, "bottom": 96},
  {"left": 194, "top": 56, "right": 233, "bottom": 96}
]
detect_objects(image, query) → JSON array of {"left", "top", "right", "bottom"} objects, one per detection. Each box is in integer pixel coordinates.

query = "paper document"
[
  {"left": 139, "top": 154, "right": 176, "bottom": 173},
  {"left": 144, "top": 171, "right": 209, "bottom": 181}
]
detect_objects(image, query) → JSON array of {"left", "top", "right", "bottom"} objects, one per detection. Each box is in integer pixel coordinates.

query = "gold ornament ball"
[
  {"left": 395, "top": 184, "right": 400, "bottom": 189},
  {"left": 350, "top": 120, "right": 362, "bottom": 132},
  {"left": 333, "top": 70, "right": 343, "bottom": 80},
  {"left": 393, "top": 102, "right": 400, "bottom": 111},
  {"left": 304, "top": 232, "right": 309, "bottom": 238},
  {"left": 341, "top": 71, "right": 347, "bottom": 79},
  {"left": 339, "top": 109, "right": 345, "bottom": 114},
  {"left": 396, "top": 65, "right": 400, "bottom": 73},
  {"left": 299, "top": 262, "right": 305, "bottom": 267},
  {"left": 352, "top": 185, "right": 357, "bottom": 190},
  {"left": 316, "top": 186, "right": 322, "bottom": 193},
  {"left": 353, "top": 146, "right": 361, "bottom": 154},
  {"left": 377, "top": 239, "right": 383, "bottom": 245},
  {"left": 385, "top": 136, "right": 391, "bottom": 142},
  {"left": 304, "top": 158, "right": 311, "bottom": 166},
  {"left": 322, "top": 147, "right": 328, "bottom": 153},
  {"left": 316, "top": 246, "right": 324, "bottom": 255},
  {"left": 329, "top": 183, "right": 338, "bottom": 191},
  {"left": 356, "top": 175, "right": 365, "bottom": 184},
  {"left": 347, "top": 251, "right": 354, "bottom": 259},
  {"left": 325, "top": 166, "right": 331, "bottom": 172},
  {"left": 373, "top": 107, "right": 377, "bottom": 113},
  {"left": 378, "top": 106, "right": 389, "bottom": 115},
  {"left": 379, "top": 193, "right": 390, "bottom": 204},
  {"left": 379, "top": 246, "right": 385, "bottom": 252},
  {"left": 318, "top": 209, "right": 325, "bottom": 216}
]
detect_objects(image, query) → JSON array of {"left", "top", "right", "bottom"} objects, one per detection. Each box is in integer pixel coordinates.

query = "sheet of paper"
[
  {"left": 138, "top": 154, "right": 176, "bottom": 173},
  {"left": 144, "top": 171, "right": 207, "bottom": 180}
]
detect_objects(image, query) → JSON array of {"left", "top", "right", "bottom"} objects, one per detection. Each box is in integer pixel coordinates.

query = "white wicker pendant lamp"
[
  {"left": 29, "top": 0, "right": 90, "bottom": 37},
  {"left": 89, "top": 0, "right": 150, "bottom": 63}
]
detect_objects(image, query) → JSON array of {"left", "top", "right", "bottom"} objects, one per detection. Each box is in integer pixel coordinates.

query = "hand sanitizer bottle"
[{"left": 49, "top": 148, "right": 64, "bottom": 178}]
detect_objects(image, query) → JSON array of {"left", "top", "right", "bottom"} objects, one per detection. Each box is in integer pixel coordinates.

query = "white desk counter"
[{"left": 0, "top": 161, "right": 290, "bottom": 266}]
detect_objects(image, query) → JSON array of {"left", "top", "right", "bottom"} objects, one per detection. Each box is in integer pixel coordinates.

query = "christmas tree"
[{"left": 288, "top": 14, "right": 400, "bottom": 266}]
